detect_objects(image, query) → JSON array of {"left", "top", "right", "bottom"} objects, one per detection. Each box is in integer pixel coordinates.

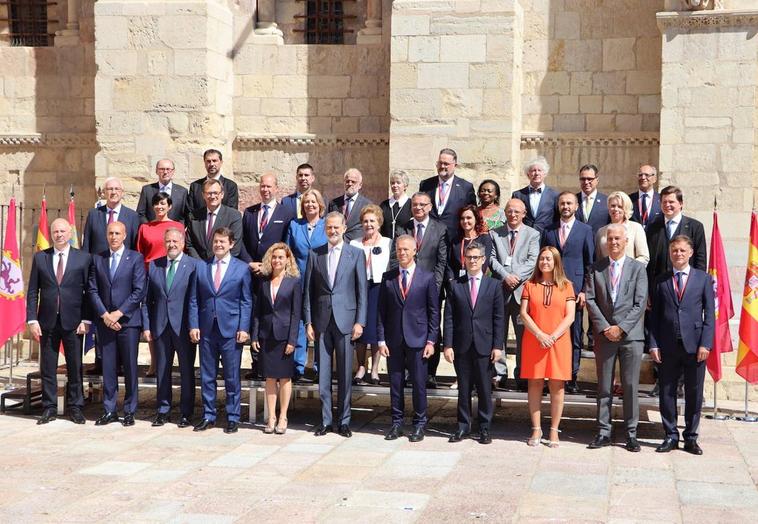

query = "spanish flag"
[
  {"left": 35, "top": 196, "right": 50, "bottom": 251},
  {"left": 736, "top": 211, "right": 758, "bottom": 384}
]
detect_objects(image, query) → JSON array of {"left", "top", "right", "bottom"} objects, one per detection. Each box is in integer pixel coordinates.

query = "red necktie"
[
  {"left": 56, "top": 253, "right": 64, "bottom": 284},
  {"left": 260, "top": 205, "right": 269, "bottom": 233},
  {"left": 108, "top": 209, "right": 115, "bottom": 224}
]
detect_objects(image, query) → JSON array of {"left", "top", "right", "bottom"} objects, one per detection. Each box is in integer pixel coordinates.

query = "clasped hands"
[
  {"left": 188, "top": 329, "right": 249, "bottom": 344},
  {"left": 101, "top": 311, "right": 123, "bottom": 331}
]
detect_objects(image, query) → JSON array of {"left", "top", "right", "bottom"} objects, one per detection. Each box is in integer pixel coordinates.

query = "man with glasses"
[
  {"left": 630, "top": 164, "right": 662, "bottom": 230},
  {"left": 186, "top": 179, "right": 243, "bottom": 260},
  {"left": 575, "top": 164, "right": 610, "bottom": 235},
  {"left": 136, "top": 159, "right": 190, "bottom": 224}
]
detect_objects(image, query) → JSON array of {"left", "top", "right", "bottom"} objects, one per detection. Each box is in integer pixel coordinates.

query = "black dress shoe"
[
  {"left": 224, "top": 421, "right": 239, "bottom": 434},
  {"left": 625, "top": 437, "right": 641, "bottom": 452},
  {"left": 448, "top": 429, "right": 469, "bottom": 443},
  {"left": 244, "top": 371, "right": 256, "bottom": 380},
  {"left": 338, "top": 424, "right": 352, "bottom": 438},
  {"left": 385, "top": 424, "right": 404, "bottom": 440},
  {"left": 152, "top": 413, "right": 169, "bottom": 427},
  {"left": 37, "top": 408, "right": 57, "bottom": 425},
  {"left": 426, "top": 376, "right": 438, "bottom": 389},
  {"left": 683, "top": 439, "right": 703, "bottom": 455},
  {"left": 314, "top": 424, "right": 333, "bottom": 436},
  {"left": 69, "top": 409, "right": 86, "bottom": 425},
  {"left": 95, "top": 412, "right": 119, "bottom": 426},
  {"left": 122, "top": 413, "right": 135, "bottom": 426},
  {"left": 649, "top": 381, "right": 660, "bottom": 397},
  {"left": 193, "top": 419, "right": 215, "bottom": 432},
  {"left": 495, "top": 377, "right": 508, "bottom": 390},
  {"left": 565, "top": 380, "right": 579, "bottom": 394},
  {"left": 479, "top": 428, "right": 492, "bottom": 445},
  {"left": 409, "top": 426, "right": 425, "bottom": 442},
  {"left": 655, "top": 437, "right": 679, "bottom": 453},
  {"left": 588, "top": 435, "right": 612, "bottom": 449},
  {"left": 177, "top": 416, "right": 192, "bottom": 428}
]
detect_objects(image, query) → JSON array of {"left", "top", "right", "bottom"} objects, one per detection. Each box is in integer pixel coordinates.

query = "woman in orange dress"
[{"left": 520, "top": 246, "right": 576, "bottom": 448}]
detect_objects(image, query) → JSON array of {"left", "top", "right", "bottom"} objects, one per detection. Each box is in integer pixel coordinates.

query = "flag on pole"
[
  {"left": 0, "top": 197, "right": 26, "bottom": 348},
  {"left": 736, "top": 211, "right": 758, "bottom": 384},
  {"left": 68, "top": 188, "right": 79, "bottom": 248},
  {"left": 706, "top": 211, "right": 734, "bottom": 382},
  {"left": 36, "top": 196, "right": 50, "bottom": 251}
]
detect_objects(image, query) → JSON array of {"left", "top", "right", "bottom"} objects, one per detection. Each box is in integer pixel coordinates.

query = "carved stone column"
[
  {"left": 254, "top": 0, "right": 284, "bottom": 43},
  {"left": 55, "top": 0, "right": 80, "bottom": 44},
  {"left": 357, "top": 0, "right": 382, "bottom": 45}
]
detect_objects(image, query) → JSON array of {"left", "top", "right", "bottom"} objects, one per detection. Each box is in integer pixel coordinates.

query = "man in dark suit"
[
  {"left": 27, "top": 218, "right": 92, "bottom": 425},
  {"left": 88, "top": 221, "right": 146, "bottom": 427},
  {"left": 136, "top": 159, "right": 191, "bottom": 224},
  {"left": 281, "top": 163, "right": 316, "bottom": 219},
  {"left": 141, "top": 227, "right": 200, "bottom": 428},
  {"left": 400, "top": 191, "right": 449, "bottom": 387},
  {"left": 649, "top": 236, "right": 714, "bottom": 455},
  {"left": 585, "top": 224, "right": 648, "bottom": 452},
  {"left": 511, "top": 156, "right": 559, "bottom": 233},
  {"left": 443, "top": 241, "right": 504, "bottom": 445},
  {"left": 630, "top": 164, "right": 662, "bottom": 229},
  {"left": 575, "top": 164, "right": 610, "bottom": 235},
  {"left": 419, "top": 148, "right": 476, "bottom": 243},
  {"left": 377, "top": 235, "right": 439, "bottom": 443},
  {"left": 304, "top": 212, "right": 368, "bottom": 438},
  {"left": 190, "top": 227, "right": 252, "bottom": 434},
  {"left": 328, "top": 168, "right": 372, "bottom": 242},
  {"left": 82, "top": 177, "right": 139, "bottom": 255},
  {"left": 188, "top": 149, "right": 239, "bottom": 215},
  {"left": 542, "top": 191, "right": 595, "bottom": 393},
  {"left": 186, "top": 178, "right": 243, "bottom": 260}
]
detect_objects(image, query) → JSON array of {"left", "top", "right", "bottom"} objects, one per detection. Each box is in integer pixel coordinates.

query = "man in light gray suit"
[
  {"left": 304, "top": 211, "right": 368, "bottom": 438},
  {"left": 585, "top": 223, "right": 648, "bottom": 452},
  {"left": 489, "top": 198, "right": 540, "bottom": 391}
]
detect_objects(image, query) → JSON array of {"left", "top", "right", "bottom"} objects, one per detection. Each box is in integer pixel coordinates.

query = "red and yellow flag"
[
  {"left": 0, "top": 197, "right": 26, "bottom": 347},
  {"left": 68, "top": 193, "right": 80, "bottom": 249},
  {"left": 736, "top": 211, "right": 758, "bottom": 384},
  {"left": 35, "top": 196, "right": 50, "bottom": 251},
  {"left": 706, "top": 212, "right": 734, "bottom": 382}
]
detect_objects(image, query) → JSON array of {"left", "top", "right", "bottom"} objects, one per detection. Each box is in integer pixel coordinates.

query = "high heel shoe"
[
  {"left": 263, "top": 417, "right": 277, "bottom": 434},
  {"left": 275, "top": 418, "right": 288, "bottom": 435},
  {"left": 527, "top": 427, "right": 543, "bottom": 447},
  {"left": 548, "top": 427, "right": 561, "bottom": 448}
]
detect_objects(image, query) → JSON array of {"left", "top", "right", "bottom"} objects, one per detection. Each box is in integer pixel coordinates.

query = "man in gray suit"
[
  {"left": 304, "top": 211, "right": 368, "bottom": 438},
  {"left": 136, "top": 159, "right": 190, "bottom": 224},
  {"left": 585, "top": 223, "right": 648, "bottom": 452},
  {"left": 489, "top": 198, "right": 540, "bottom": 391}
]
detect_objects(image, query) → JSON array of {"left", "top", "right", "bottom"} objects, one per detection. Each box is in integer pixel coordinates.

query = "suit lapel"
[
  {"left": 333, "top": 246, "right": 350, "bottom": 286},
  {"left": 155, "top": 258, "right": 168, "bottom": 296},
  {"left": 391, "top": 272, "right": 404, "bottom": 303},
  {"left": 665, "top": 275, "right": 679, "bottom": 305}
]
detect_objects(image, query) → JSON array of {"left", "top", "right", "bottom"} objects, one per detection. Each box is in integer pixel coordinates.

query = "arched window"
[{"left": 304, "top": 0, "right": 344, "bottom": 44}]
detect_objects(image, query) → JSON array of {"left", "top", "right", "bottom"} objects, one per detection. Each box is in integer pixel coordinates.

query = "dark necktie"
[
  {"left": 206, "top": 212, "right": 215, "bottom": 240},
  {"left": 641, "top": 193, "right": 648, "bottom": 224},
  {"left": 166, "top": 259, "right": 176, "bottom": 291},
  {"left": 345, "top": 197, "right": 353, "bottom": 218},
  {"left": 392, "top": 201, "right": 400, "bottom": 214},
  {"left": 56, "top": 252, "right": 64, "bottom": 284},
  {"left": 416, "top": 223, "right": 425, "bottom": 247},
  {"left": 260, "top": 204, "right": 269, "bottom": 233},
  {"left": 530, "top": 187, "right": 542, "bottom": 194},
  {"left": 108, "top": 209, "right": 115, "bottom": 224},
  {"left": 509, "top": 230, "right": 517, "bottom": 252},
  {"left": 675, "top": 271, "right": 683, "bottom": 295},
  {"left": 401, "top": 269, "right": 408, "bottom": 295}
]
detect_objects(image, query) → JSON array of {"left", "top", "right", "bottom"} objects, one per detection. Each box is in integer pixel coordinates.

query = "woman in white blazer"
[
  {"left": 350, "top": 204, "right": 392, "bottom": 385},
  {"left": 595, "top": 191, "right": 650, "bottom": 266}
]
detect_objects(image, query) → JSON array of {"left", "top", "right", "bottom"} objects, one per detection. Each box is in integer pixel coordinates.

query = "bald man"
[
  {"left": 328, "top": 168, "right": 373, "bottom": 242},
  {"left": 27, "top": 218, "right": 93, "bottom": 425}
]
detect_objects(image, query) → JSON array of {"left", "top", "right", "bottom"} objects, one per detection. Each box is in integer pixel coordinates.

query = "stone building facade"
[{"left": 0, "top": 0, "right": 756, "bottom": 396}]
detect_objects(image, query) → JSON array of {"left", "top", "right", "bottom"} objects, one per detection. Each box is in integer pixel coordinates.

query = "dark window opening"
[{"left": 7, "top": 0, "right": 51, "bottom": 46}]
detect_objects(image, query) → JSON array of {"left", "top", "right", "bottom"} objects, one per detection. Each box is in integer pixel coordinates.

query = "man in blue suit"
[
  {"left": 443, "top": 241, "right": 504, "bottom": 445},
  {"left": 542, "top": 191, "right": 595, "bottom": 393},
  {"left": 377, "top": 234, "right": 439, "bottom": 443},
  {"left": 304, "top": 212, "right": 368, "bottom": 438},
  {"left": 512, "top": 156, "right": 559, "bottom": 233},
  {"left": 419, "top": 148, "right": 476, "bottom": 243},
  {"left": 88, "top": 221, "right": 146, "bottom": 426},
  {"left": 141, "top": 227, "right": 200, "bottom": 428},
  {"left": 190, "top": 226, "right": 252, "bottom": 434},
  {"left": 649, "top": 236, "right": 714, "bottom": 455},
  {"left": 281, "top": 163, "right": 316, "bottom": 219},
  {"left": 82, "top": 177, "right": 139, "bottom": 254},
  {"left": 575, "top": 164, "right": 610, "bottom": 235},
  {"left": 629, "top": 164, "right": 662, "bottom": 229}
]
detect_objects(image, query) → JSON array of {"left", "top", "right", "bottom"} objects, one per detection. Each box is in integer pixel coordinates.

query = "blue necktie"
[
  {"left": 401, "top": 269, "right": 408, "bottom": 294},
  {"left": 666, "top": 220, "right": 676, "bottom": 240},
  {"left": 109, "top": 252, "right": 118, "bottom": 280}
]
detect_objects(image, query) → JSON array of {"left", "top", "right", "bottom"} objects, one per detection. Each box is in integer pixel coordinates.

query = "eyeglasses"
[
  {"left": 464, "top": 255, "right": 483, "bottom": 261},
  {"left": 637, "top": 173, "right": 655, "bottom": 178},
  {"left": 412, "top": 203, "right": 431, "bottom": 208},
  {"left": 579, "top": 177, "right": 597, "bottom": 182},
  {"left": 204, "top": 191, "right": 222, "bottom": 197}
]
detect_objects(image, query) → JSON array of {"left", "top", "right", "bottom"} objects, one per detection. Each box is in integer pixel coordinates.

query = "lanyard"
[
  {"left": 459, "top": 235, "right": 478, "bottom": 267},
  {"left": 672, "top": 272, "right": 688, "bottom": 301},
  {"left": 399, "top": 270, "right": 414, "bottom": 299}
]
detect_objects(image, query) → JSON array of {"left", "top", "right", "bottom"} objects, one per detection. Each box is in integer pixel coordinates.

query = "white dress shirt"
[{"left": 212, "top": 253, "right": 232, "bottom": 285}]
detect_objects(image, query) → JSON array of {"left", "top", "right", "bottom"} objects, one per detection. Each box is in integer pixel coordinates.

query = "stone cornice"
[
  {"left": 234, "top": 133, "right": 389, "bottom": 148},
  {"left": 657, "top": 9, "right": 758, "bottom": 31},
  {"left": 0, "top": 133, "right": 97, "bottom": 147},
  {"left": 521, "top": 132, "right": 660, "bottom": 147},
  {"left": 0, "top": 134, "right": 41, "bottom": 146}
]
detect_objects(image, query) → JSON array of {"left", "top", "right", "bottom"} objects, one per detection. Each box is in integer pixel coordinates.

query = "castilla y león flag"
[
  {"left": 736, "top": 211, "right": 758, "bottom": 384},
  {"left": 0, "top": 197, "right": 26, "bottom": 347},
  {"left": 706, "top": 211, "right": 734, "bottom": 382}
]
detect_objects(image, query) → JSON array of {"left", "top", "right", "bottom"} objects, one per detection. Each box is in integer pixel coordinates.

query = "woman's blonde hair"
[
  {"left": 360, "top": 204, "right": 384, "bottom": 227},
  {"left": 300, "top": 188, "right": 326, "bottom": 218},
  {"left": 529, "top": 246, "right": 570, "bottom": 290},
  {"left": 261, "top": 242, "right": 300, "bottom": 278},
  {"left": 606, "top": 190, "right": 633, "bottom": 221}
]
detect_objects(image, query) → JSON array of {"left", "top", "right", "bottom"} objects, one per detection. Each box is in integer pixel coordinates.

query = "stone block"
[
  {"left": 174, "top": 50, "right": 207, "bottom": 76},
  {"left": 242, "top": 75, "right": 275, "bottom": 98},
  {"left": 440, "top": 35, "right": 487, "bottom": 63},
  {"left": 407, "top": 36, "right": 440, "bottom": 63},
  {"left": 684, "top": 128, "right": 730, "bottom": 144},
  {"left": 307, "top": 76, "right": 351, "bottom": 98},
  {"left": 720, "top": 144, "right": 753, "bottom": 171},
  {"left": 128, "top": 15, "right": 161, "bottom": 50},
  {"left": 391, "top": 37, "right": 409, "bottom": 62},
  {"left": 389, "top": 63, "right": 418, "bottom": 89},
  {"left": 359, "top": 116, "right": 382, "bottom": 133},
  {"left": 539, "top": 71, "right": 570, "bottom": 95},
  {"left": 95, "top": 16, "right": 129, "bottom": 50},
  {"left": 271, "top": 75, "right": 307, "bottom": 98},
  {"left": 391, "top": 88, "right": 442, "bottom": 118},
  {"left": 318, "top": 99, "right": 342, "bottom": 117},
  {"left": 482, "top": 88, "right": 512, "bottom": 116},
  {"left": 561, "top": 39, "right": 602, "bottom": 72},
  {"left": 486, "top": 34, "right": 514, "bottom": 63},
  {"left": 615, "top": 114, "right": 642, "bottom": 132},
  {"left": 586, "top": 114, "right": 614, "bottom": 132},
  {"left": 579, "top": 95, "right": 602, "bottom": 113},
  {"left": 158, "top": 16, "right": 207, "bottom": 49},
  {"left": 636, "top": 37, "right": 661, "bottom": 71},
  {"left": 430, "top": 15, "right": 513, "bottom": 36},
  {"left": 441, "top": 88, "right": 483, "bottom": 117},
  {"left": 521, "top": 113, "right": 552, "bottom": 131},
  {"left": 570, "top": 72, "right": 593, "bottom": 95},
  {"left": 626, "top": 70, "right": 661, "bottom": 95},
  {"left": 603, "top": 38, "right": 636, "bottom": 71},
  {"left": 638, "top": 95, "right": 661, "bottom": 114},
  {"left": 522, "top": 94, "right": 556, "bottom": 114},
  {"left": 603, "top": 95, "right": 636, "bottom": 114},
  {"left": 672, "top": 144, "right": 717, "bottom": 171},
  {"left": 592, "top": 71, "right": 626, "bottom": 95},
  {"left": 522, "top": 39, "right": 549, "bottom": 73},
  {"left": 719, "top": 30, "right": 758, "bottom": 61},
  {"left": 417, "top": 63, "right": 469, "bottom": 88},
  {"left": 553, "top": 114, "right": 585, "bottom": 132},
  {"left": 146, "top": 50, "right": 171, "bottom": 75},
  {"left": 370, "top": 98, "right": 389, "bottom": 116},
  {"left": 393, "top": 15, "right": 430, "bottom": 36},
  {"left": 470, "top": 63, "right": 510, "bottom": 88},
  {"left": 559, "top": 95, "right": 578, "bottom": 114},
  {"left": 332, "top": 117, "right": 359, "bottom": 134},
  {"left": 344, "top": 99, "right": 370, "bottom": 116},
  {"left": 554, "top": 11, "right": 580, "bottom": 40}
]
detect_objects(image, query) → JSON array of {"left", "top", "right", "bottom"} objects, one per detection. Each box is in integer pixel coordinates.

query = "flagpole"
[
  {"left": 736, "top": 383, "right": 757, "bottom": 422},
  {"left": 706, "top": 382, "right": 729, "bottom": 420}
]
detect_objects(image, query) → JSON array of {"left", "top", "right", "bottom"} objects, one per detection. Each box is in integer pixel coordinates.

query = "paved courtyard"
[{"left": 1, "top": 391, "right": 757, "bottom": 523}]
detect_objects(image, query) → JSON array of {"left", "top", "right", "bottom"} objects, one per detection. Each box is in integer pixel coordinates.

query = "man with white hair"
[
  {"left": 328, "top": 168, "right": 373, "bottom": 242},
  {"left": 511, "top": 156, "right": 559, "bottom": 234},
  {"left": 82, "top": 177, "right": 140, "bottom": 255}
]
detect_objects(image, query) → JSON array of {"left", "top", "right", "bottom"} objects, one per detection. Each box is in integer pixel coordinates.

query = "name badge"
[
  {"left": 459, "top": 269, "right": 466, "bottom": 277},
  {"left": 504, "top": 256, "right": 513, "bottom": 266}
]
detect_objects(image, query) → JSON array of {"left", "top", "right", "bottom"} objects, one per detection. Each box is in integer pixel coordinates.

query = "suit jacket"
[
  {"left": 585, "top": 256, "right": 648, "bottom": 342},
  {"left": 328, "top": 193, "right": 372, "bottom": 242},
  {"left": 303, "top": 242, "right": 368, "bottom": 335},
  {"left": 419, "top": 175, "right": 477, "bottom": 242},
  {"left": 576, "top": 191, "right": 610, "bottom": 235},
  {"left": 542, "top": 220, "right": 595, "bottom": 294},
  {"left": 82, "top": 205, "right": 140, "bottom": 254},
  {"left": 140, "top": 255, "right": 200, "bottom": 338},
  {"left": 193, "top": 256, "right": 252, "bottom": 338},
  {"left": 377, "top": 267, "right": 440, "bottom": 349},
  {"left": 349, "top": 236, "right": 392, "bottom": 284},
  {"left": 185, "top": 204, "right": 243, "bottom": 260},
  {"left": 511, "top": 185, "right": 559, "bottom": 233},
  {"left": 489, "top": 224, "right": 541, "bottom": 303},
  {"left": 281, "top": 191, "right": 303, "bottom": 218},
  {"left": 379, "top": 198, "right": 412, "bottom": 240},
  {"left": 251, "top": 276, "right": 302, "bottom": 345},
  {"left": 188, "top": 175, "right": 239, "bottom": 215},
  {"left": 136, "top": 182, "right": 190, "bottom": 224},
  {"left": 239, "top": 202, "right": 294, "bottom": 263},
  {"left": 446, "top": 234, "right": 493, "bottom": 282},
  {"left": 648, "top": 268, "right": 715, "bottom": 354},
  {"left": 630, "top": 190, "right": 662, "bottom": 229},
  {"left": 399, "top": 217, "right": 450, "bottom": 292},
  {"left": 26, "top": 247, "right": 92, "bottom": 331},
  {"left": 88, "top": 249, "right": 146, "bottom": 328},
  {"left": 646, "top": 214, "right": 707, "bottom": 292},
  {"left": 443, "top": 274, "right": 505, "bottom": 356},
  {"left": 286, "top": 217, "right": 328, "bottom": 277}
]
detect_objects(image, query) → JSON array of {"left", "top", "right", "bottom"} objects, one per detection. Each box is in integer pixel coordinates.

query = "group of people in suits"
[{"left": 26, "top": 146, "right": 714, "bottom": 454}]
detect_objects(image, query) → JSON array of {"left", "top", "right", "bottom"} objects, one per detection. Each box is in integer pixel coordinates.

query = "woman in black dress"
[{"left": 251, "top": 242, "right": 302, "bottom": 434}]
